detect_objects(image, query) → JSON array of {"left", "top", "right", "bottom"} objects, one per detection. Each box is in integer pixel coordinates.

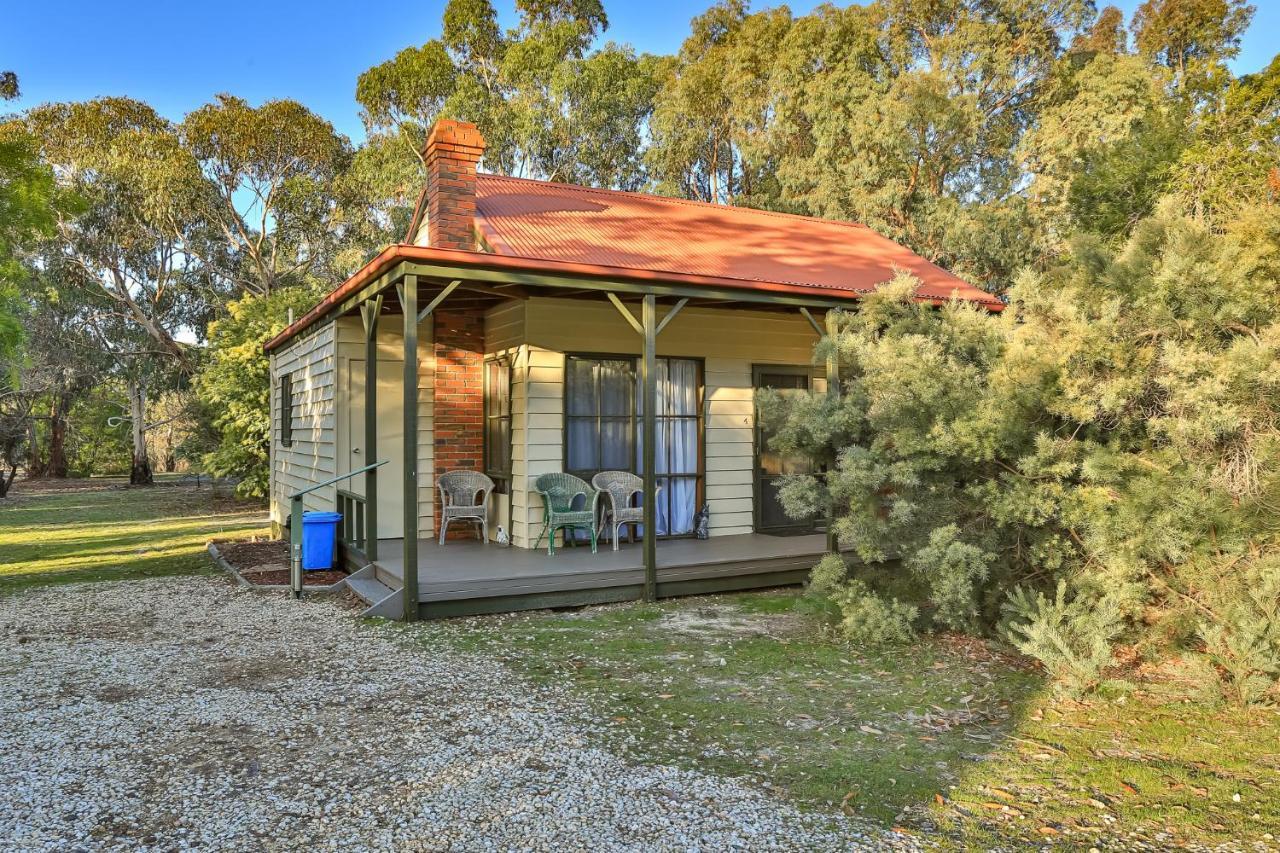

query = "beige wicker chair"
[
  {"left": 436, "top": 470, "right": 495, "bottom": 545},
  {"left": 592, "top": 471, "right": 660, "bottom": 550}
]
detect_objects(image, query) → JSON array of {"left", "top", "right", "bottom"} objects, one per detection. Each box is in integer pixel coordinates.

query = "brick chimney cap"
[{"left": 425, "top": 119, "right": 486, "bottom": 154}]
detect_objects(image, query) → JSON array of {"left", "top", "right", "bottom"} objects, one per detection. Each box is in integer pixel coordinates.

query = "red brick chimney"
[{"left": 423, "top": 119, "right": 485, "bottom": 251}]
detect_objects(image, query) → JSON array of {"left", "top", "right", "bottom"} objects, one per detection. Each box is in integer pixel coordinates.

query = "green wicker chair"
[{"left": 533, "top": 472, "right": 600, "bottom": 555}]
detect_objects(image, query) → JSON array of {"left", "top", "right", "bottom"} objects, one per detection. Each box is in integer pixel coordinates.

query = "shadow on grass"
[
  {"left": 420, "top": 589, "right": 1044, "bottom": 827},
  {"left": 0, "top": 481, "right": 268, "bottom": 594}
]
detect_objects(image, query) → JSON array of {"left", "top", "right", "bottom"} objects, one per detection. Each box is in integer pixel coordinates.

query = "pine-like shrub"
[
  {"left": 759, "top": 205, "right": 1280, "bottom": 698},
  {"left": 1003, "top": 581, "right": 1126, "bottom": 695},
  {"left": 1194, "top": 553, "right": 1280, "bottom": 706},
  {"left": 806, "top": 554, "right": 917, "bottom": 646},
  {"left": 831, "top": 578, "right": 918, "bottom": 647}
]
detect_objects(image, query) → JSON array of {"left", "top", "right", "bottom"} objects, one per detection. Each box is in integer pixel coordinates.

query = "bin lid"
[{"left": 302, "top": 511, "right": 343, "bottom": 523}]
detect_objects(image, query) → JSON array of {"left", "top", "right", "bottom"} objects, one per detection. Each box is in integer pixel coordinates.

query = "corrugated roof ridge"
[
  {"left": 475, "top": 172, "right": 871, "bottom": 230},
  {"left": 462, "top": 230, "right": 1002, "bottom": 305}
]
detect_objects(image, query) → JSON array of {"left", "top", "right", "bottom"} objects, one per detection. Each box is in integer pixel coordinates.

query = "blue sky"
[{"left": 4, "top": 0, "right": 1276, "bottom": 142}]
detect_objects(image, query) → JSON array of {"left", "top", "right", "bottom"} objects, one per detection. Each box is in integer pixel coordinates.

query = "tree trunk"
[
  {"left": 25, "top": 420, "right": 44, "bottom": 479},
  {"left": 0, "top": 465, "right": 15, "bottom": 499},
  {"left": 129, "top": 381, "right": 153, "bottom": 486},
  {"left": 47, "top": 392, "right": 70, "bottom": 478}
]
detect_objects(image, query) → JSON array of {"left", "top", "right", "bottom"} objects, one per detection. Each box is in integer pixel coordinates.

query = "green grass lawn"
[
  {"left": 0, "top": 477, "right": 269, "bottom": 592},
  {"left": 422, "top": 591, "right": 1280, "bottom": 848}
]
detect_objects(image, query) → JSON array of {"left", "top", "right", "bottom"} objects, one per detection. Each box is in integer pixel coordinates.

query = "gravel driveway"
[{"left": 1, "top": 577, "right": 910, "bottom": 851}]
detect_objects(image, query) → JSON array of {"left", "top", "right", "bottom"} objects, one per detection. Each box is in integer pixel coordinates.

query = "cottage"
[{"left": 264, "top": 119, "right": 1002, "bottom": 620}]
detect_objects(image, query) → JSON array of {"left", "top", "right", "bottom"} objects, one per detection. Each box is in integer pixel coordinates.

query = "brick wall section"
[
  {"left": 423, "top": 120, "right": 484, "bottom": 251},
  {"left": 433, "top": 309, "right": 485, "bottom": 539}
]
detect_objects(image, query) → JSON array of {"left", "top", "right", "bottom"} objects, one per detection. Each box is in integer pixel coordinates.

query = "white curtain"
[{"left": 639, "top": 358, "right": 698, "bottom": 536}]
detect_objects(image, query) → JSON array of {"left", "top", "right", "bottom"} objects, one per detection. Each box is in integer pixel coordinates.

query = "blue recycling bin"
[{"left": 301, "top": 511, "right": 343, "bottom": 570}]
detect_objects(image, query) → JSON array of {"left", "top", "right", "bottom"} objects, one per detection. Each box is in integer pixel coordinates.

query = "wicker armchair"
[
  {"left": 436, "top": 470, "right": 495, "bottom": 545},
  {"left": 591, "top": 471, "right": 660, "bottom": 550},
  {"left": 533, "top": 472, "right": 600, "bottom": 555}
]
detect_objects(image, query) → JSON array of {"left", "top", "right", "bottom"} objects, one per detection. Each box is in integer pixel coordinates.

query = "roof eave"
[{"left": 263, "top": 244, "right": 1002, "bottom": 353}]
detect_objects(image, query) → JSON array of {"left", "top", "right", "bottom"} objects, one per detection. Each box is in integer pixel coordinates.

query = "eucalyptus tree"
[
  {"left": 181, "top": 95, "right": 354, "bottom": 295},
  {"left": 1018, "top": 13, "right": 1181, "bottom": 242},
  {"left": 763, "top": 0, "right": 1096, "bottom": 289},
  {"left": 24, "top": 97, "right": 218, "bottom": 483},
  {"left": 1173, "top": 53, "right": 1280, "bottom": 220},
  {"left": 355, "top": 0, "right": 659, "bottom": 191},
  {"left": 0, "top": 121, "right": 56, "bottom": 367},
  {"left": 646, "top": 0, "right": 789, "bottom": 206},
  {"left": 1131, "top": 0, "right": 1254, "bottom": 100}
]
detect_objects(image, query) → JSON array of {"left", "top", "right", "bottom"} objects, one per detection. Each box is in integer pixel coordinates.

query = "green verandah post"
[
  {"left": 641, "top": 294, "right": 657, "bottom": 602},
  {"left": 800, "top": 307, "right": 842, "bottom": 554},
  {"left": 606, "top": 292, "right": 687, "bottom": 603},
  {"left": 824, "top": 309, "right": 841, "bottom": 554},
  {"left": 361, "top": 295, "right": 383, "bottom": 562},
  {"left": 289, "top": 493, "right": 304, "bottom": 598},
  {"left": 399, "top": 276, "right": 419, "bottom": 621}
]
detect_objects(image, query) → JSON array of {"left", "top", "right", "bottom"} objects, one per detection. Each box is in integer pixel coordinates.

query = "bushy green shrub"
[
  {"left": 808, "top": 555, "right": 918, "bottom": 646},
  {"left": 908, "top": 525, "right": 994, "bottom": 632},
  {"left": 760, "top": 205, "right": 1280, "bottom": 698},
  {"left": 197, "top": 287, "right": 321, "bottom": 497},
  {"left": 1193, "top": 554, "right": 1280, "bottom": 706},
  {"left": 1003, "top": 581, "right": 1125, "bottom": 696},
  {"left": 832, "top": 579, "right": 919, "bottom": 647}
]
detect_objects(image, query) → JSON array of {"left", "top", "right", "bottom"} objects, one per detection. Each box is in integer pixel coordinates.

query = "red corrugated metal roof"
[{"left": 474, "top": 174, "right": 999, "bottom": 307}]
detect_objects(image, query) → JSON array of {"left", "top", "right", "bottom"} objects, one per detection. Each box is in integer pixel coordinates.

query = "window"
[
  {"left": 483, "top": 357, "right": 512, "bottom": 494},
  {"left": 564, "top": 354, "right": 703, "bottom": 538},
  {"left": 279, "top": 373, "right": 293, "bottom": 448}
]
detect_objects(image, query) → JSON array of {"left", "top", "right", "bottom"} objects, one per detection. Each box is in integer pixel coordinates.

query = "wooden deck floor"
[{"left": 366, "top": 532, "right": 827, "bottom": 617}]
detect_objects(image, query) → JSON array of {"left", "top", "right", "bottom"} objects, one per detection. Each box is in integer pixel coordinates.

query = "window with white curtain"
[{"left": 564, "top": 354, "right": 703, "bottom": 538}]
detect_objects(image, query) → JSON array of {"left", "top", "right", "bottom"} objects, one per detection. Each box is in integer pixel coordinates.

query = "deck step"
[
  {"left": 343, "top": 563, "right": 405, "bottom": 618},
  {"left": 374, "top": 561, "right": 402, "bottom": 587},
  {"left": 347, "top": 574, "right": 395, "bottom": 606}
]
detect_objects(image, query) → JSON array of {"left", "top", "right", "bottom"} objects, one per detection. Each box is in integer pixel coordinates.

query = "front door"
[
  {"left": 753, "top": 366, "right": 815, "bottom": 534},
  {"left": 346, "top": 358, "right": 405, "bottom": 539}
]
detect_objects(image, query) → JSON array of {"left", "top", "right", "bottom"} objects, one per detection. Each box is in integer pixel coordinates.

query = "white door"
[{"left": 347, "top": 359, "right": 406, "bottom": 539}]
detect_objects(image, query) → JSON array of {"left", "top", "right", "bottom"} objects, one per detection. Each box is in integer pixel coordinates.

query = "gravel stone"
[{"left": 0, "top": 576, "right": 916, "bottom": 851}]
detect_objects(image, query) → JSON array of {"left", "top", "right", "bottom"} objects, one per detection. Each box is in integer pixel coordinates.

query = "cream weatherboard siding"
[
  {"left": 333, "top": 316, "right": 436, "bottom": 540},
  {"left": 276, "top": 293, "right": 825, "bottom": 550},
  {"left": 496, "top": 295, "right": 823, "bottom": 548},
  {"left": 269, "top": 323, "right": 338, "bottom": 527}
]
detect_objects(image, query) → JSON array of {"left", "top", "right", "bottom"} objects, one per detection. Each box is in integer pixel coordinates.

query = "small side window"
[{"left": 280, "top": 373, "right": 293, "bottom": 448}]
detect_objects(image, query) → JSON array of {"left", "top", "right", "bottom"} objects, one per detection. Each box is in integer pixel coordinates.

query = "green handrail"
[{"left": 289, "top": 460, "right": 388, "bottom": 598}]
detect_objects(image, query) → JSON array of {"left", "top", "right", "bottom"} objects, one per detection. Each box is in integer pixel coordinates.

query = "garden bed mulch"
[{"left": 209, "top": 539, "right": 348, "bottom": 590}]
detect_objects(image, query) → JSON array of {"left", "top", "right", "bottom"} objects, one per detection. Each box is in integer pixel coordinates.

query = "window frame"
[
  {"left": 483, "top": 355, "right": 513, "bottom": 494},
  {"left": 279, "top": 372, "right": 293, "bottom": 448},
  {"left": 563, "top": 352, "right": 705, "bottom": 540},
  {"left": 752, "top": 363, "right": 822, "bottom": 534}
]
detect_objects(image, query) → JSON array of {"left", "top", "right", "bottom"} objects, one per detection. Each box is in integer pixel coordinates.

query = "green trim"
[
  {"left": 399, "top": 275, "right": 420, "bottom": 620},
  {"left": 641, "top": 294, "right": 657, "bottom": 601},
  {"left": 482, "top": 354, "right": 513, "bottom": 493},
  {"left": 798, "top": 306, "right": 824, "bottom": 337},
  {"left": 561, "top": 352, "right": 706, "bottom": 543},
  {"left": 416, "top": 279, "right": 461, "bottom": 323},
  {"left": 362, "top": 295, "right": 383, "bottom": 562},
  {"left": 656, "top": 298, "right": 689, "bottom": 335},
  {"left": 279, "top": 373, "right": 293, "bottom": 448}
]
